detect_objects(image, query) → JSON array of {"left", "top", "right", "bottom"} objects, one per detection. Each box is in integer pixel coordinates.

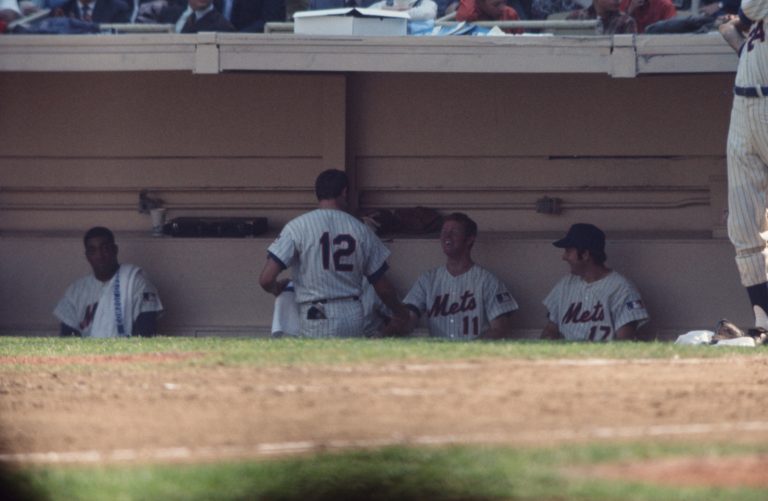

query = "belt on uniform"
[
  {"left": 311, "top": 295, "right": 359, "bottom": 305},
  {"left": 734, "top": 86, "right": 768, "bottom": 98}
]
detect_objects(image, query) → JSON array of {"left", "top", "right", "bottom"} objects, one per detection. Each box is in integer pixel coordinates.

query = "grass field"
[{"left": 1, "top": 337, "right": 767, "bottom": 501}]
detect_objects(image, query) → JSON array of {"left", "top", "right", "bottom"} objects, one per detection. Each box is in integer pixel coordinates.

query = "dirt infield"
[{"left": 1, "top": 354, "right": 768, "bottom": 487}]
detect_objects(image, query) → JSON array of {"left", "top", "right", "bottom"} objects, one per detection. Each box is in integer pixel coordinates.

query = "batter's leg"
[{"left": 728, "top": 98, "right": 768, "bottom": 326}]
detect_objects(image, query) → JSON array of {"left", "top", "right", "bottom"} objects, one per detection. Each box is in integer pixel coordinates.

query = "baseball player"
[
  {"left": 271, "top": 279, "right": 391, "bottom": 337},
  {"left": 391, "top": 212, "right": 518, "bottom": 339},
  {"left": 541, "top": 223, "right": 649, "bottom": 341},
  {"left": 719, "top": 3, "right": 768, "bottom": 331},
  {"left": 259, "top": 169, "right": 408, "bottom": 338},
  {"left": 53, "top": 226, "right": 163, "bottom": 337}
]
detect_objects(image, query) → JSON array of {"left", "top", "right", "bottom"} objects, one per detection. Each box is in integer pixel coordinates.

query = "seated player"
[
  {"left": 53, "top": 226, "right": 164, "bottom": 337},
  {"left": 541, "top": 223, "right": 649, "bottom": 341},
  {"left": 388, "top": 212, "right": 519, "bottom": 339}
]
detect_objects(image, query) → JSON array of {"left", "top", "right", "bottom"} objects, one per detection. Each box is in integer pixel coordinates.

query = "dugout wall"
[{"left": 0, "top": 33, "right": 747, "bottom": 338}]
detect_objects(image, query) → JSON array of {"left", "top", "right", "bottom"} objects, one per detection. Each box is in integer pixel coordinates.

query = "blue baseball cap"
[{"left": 553, "top": 223, "right": 605, "bottom": 254}]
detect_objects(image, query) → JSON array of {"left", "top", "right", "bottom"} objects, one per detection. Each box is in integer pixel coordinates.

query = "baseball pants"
[
  {"left": 298, "top": 299, "right": 365, "bottom": 338},
  {"left": 727, "top": 95, "right": 768, "bottom": 287}
]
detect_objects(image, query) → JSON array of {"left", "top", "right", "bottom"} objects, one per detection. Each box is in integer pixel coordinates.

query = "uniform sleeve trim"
[
  {"left": 267, "top": 251, "right": 287, "bottom": 270},
  {"left": 366, "top": 262, "right": 389, "bottom": 284},
  {"left": 739, "top": 9, "right": 754, "bottom": 29},
  {"left": 406, "top": 304, "right": 422, "bottom": 319}
]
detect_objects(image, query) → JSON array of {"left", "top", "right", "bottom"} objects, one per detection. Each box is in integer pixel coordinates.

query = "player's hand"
[
  {"left": 380, "top": 307, "right": 410, "bottom": 337},
  {"left": 268, "top": 278, "right": 290, "bottom": 297}
]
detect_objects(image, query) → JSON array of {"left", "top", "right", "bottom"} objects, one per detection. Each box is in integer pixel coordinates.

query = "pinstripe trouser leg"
[
  {"left": 727, "top": 97, "right": 768, "bottom": 287},
  {"left": 298, "top": 300, "right": 365, "bottom": 338}
]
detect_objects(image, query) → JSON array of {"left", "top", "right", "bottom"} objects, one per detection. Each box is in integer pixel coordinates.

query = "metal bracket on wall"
[{"left": 535, "top": 196, "right": 563, "bottom": 215}]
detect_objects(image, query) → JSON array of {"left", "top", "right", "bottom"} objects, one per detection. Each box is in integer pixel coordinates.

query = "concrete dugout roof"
[{"left": 0, "top": 32, "right": 737, "bottom": 77}]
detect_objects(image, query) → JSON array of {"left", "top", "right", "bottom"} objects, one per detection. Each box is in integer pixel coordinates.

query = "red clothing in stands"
[
  {"left": 620, "top": 0, "right": 676, "bottom": 33},
  {"left": 456, "top": 0, "right": 523, "bottom": 33}
]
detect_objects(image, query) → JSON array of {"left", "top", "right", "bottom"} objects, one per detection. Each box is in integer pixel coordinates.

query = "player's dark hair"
[
  {"left": 443, "top": 212, "right": 477, "bottom": 238},
  {"left": 578, "top": 248, "right": 607, "bottom": 266},
  {"left": 83, "top": 226, "right": 115, "bottom": 247},
  {"left": 315, "top": 169, "right": 348, "bottom": 201},
  {"left": 591, "top": 249, "right": 607, "bottom": 266}
]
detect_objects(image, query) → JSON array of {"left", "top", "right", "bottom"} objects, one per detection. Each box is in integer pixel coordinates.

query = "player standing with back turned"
[
  {"left": 720, "top": 3, "right": 768, "bottom": 330},
  {"left": 259, "top": 169, "right": 408, "bottom": 338}
]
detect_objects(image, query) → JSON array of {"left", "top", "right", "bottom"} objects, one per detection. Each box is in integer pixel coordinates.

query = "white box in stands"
[{"left": 293, "top": 8, "right": 409, "bottom": 36}]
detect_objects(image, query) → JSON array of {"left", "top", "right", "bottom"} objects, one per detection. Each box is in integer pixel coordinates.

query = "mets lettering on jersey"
[
  {"left": 53, "top": 264, "right": 163, "bottom": 338},
  {"left": 403, "top": 264, "right": 518, "bottom": 339},
  {"left": 543, "top": 271, "right": 648, "bottom": 341}
]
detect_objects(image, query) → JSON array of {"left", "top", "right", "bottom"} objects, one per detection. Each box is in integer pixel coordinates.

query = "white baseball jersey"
[
  {"left": 735, "top": 0, "right": 768, "bottom": 88},
  {"left": 267, "top": 208, "right": 390, "bottom": 337},
  {"left": 53, "top": 264, "right": 163, "bottom": 337},
  {"left": 403, "top": 264, "right": 518, "bottom": 339},
  {"left": 543, "top": 271, "right": 648, "bottom": 341},
  {"left": 727, "top": 0, "right": 768, "bottom": 287}
]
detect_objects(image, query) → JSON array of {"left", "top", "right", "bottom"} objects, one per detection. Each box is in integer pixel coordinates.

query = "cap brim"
[{"left": 552, "top": 238, "right": 571, "bottom": 248}]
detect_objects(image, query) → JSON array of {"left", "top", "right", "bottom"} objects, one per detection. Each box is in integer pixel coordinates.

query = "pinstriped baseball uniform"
[
  {"left": 543, "top": 271, "right": 648, "bottom": 341},
  {"left": 267, "top": 208, "right": 390, "bottom": 338},
  {"left": 727, "top": 0, "right": 768, "bottom": 286},
  {"left": 403, "top": 264, "right": 518, "bottom": 339}
]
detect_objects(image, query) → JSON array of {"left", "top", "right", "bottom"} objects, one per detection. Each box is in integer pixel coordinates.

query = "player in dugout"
[
  {"left": 382, "top": 212, "right": 519, "bottom": 340},
  {"left": 259, "top": 169, "right": 409, "bottom": 338},
  {"left": 54, "top": 226, "right": 164, "bottom": 337},
  {"left": 541, "top": 223, "right": 649, "bottom": 341}
]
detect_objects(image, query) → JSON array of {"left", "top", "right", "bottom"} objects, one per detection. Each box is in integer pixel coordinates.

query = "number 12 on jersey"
[{"left": 320, "top": 232, "right": 356, "bottom": 271}]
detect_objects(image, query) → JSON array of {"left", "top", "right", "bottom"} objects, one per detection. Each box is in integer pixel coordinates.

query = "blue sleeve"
[
  {"left": 739, "top": 8, "right": 754, "bottom": 29},
  {"left": 723, "top": 0, "right": 741, "bottom": 14}
]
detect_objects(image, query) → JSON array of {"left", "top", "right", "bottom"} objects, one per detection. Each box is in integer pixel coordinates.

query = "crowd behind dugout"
[{"left": 0, "top": 0, "right": 745, "bottom": 36}]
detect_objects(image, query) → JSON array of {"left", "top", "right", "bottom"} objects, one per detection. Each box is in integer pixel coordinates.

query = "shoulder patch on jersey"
[
  {"left": 626, "top": 299, "right": 644, "bottom": 310},
  {"left": 496, "top": 292, "right": 513, "bottom": 303}
]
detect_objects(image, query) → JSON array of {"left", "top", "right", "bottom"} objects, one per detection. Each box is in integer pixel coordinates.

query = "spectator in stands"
[
  {"left": 699, "top": 0, "right": 739, "bottom": 17},
  {"left": 567, "top": 0, "right": 636, "bottom": 34},
  {"left": 179, "top": 0, "right": 234, "bottom": 31},
  {"left": 511, "top": 0, "right": 532, "bottom": 18},
  {"left": 456, "top": 0, "right": 523, "bottom": 33},
  {"left": 368, "top": 0, "right": 438, "bottom": 21},
  {"left": 0, "top": 0, "right": 21, "bottom": 32},
  {"left": 219, "top": 0, "right": 286, "bottom": 32},
  {"left": 56, "top": 0, "right": 132, "bottom": 23},
  {"left": 643, "top": 1, "right": 734, "bottom": 33},
  {"left": 54, "top": 226, "right": 164, "bottom": 338},
  {"left": 137, "top": 0, "right": 234, "bottom": 32},
  {"left": 530, "top": 0, "right": 584, "bottom": 19},
  {"left": 138, "top": 0, "right": 280, "bottom": 32},
  {"left": 620, "top": 0, "right": 675, "bottom": 33}
]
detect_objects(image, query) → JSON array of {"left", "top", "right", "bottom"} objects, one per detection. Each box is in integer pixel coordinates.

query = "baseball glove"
[
  {"left": 712, "top": 319, "right": 767, "bottom": 345},
  {"left": 358, "top": 208, "right": 400, "bottom": 236},
  {"left": 393, "top": 206, "right": 443, "bottom": 234}
]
